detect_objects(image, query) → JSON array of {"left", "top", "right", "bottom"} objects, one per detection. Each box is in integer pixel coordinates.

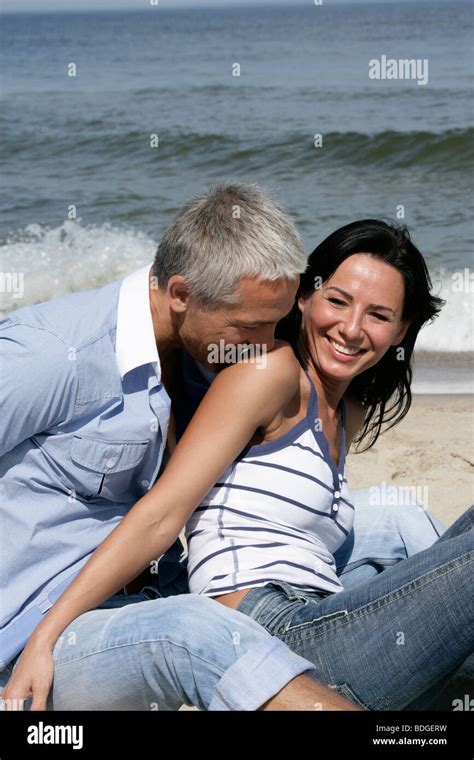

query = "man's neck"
[
  {"left": 148, "top": 274, "right": 217, "bottom": 386},
  {"left": 148, "top": 278, "right": 181, "bottom": 363},
  {"left": 196, "top": 361, "right": 217, "bottom": 385}
]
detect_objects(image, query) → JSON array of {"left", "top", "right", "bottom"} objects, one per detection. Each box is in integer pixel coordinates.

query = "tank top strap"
[{"left": 301, "top": 367, "right": 347, "bottom": 473}]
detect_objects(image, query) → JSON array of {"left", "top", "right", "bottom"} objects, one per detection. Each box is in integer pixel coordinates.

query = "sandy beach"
[{"left": 346, "top": 394, "right": 473, "bottom": 527}]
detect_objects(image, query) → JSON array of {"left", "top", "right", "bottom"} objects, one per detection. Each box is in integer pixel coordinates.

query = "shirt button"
[
  {"left": 334, "top": 490, "right": 341, "bottom": 498},
  {"left": 141, "top": 479, "right": 150, "bottom": 488},
  {"left": 332, "top": 503, "right": 339, "bottom": 512},
  {"left": 105, "top": 459, "right": 115, "bottom": 469}
]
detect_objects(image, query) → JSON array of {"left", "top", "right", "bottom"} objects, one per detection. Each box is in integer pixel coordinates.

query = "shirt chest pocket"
[{"left": 69, "top": 435, "right": 150, "bottom": 502}]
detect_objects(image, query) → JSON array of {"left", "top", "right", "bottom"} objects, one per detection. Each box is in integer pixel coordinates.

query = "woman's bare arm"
[{"left": 27, "top": 343, "right": 301, "bottom": 650}]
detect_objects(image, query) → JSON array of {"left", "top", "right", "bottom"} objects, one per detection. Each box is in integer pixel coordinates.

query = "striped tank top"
[{"left": 186, "top": 370, "right": 355, "bottom": 597}]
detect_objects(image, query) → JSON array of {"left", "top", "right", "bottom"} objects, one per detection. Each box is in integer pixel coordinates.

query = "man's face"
[{"left": 180, "top": 276, "right": 299, "bottom": 372}]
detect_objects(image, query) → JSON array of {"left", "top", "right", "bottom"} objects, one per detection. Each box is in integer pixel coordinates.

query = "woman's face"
[{"left": 299, "top": 253, "right": 410, "bottom": 385}]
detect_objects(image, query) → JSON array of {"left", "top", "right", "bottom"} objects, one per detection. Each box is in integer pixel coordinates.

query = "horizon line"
[{"left": 0, "top": 0, "right": 461, "bottom": 15}]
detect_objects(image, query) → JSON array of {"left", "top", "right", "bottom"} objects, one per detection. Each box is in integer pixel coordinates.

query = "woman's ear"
[
  {"left": 392, "top": 321, "right": 411, "bottom": 346},
  {"left": 297, "top": 295, "right": 307, "bottom": 314}
]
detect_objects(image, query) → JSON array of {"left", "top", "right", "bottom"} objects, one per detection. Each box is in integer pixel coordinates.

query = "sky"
[{"left": 0, "top": 0, "right": 435, "bottom": 13}]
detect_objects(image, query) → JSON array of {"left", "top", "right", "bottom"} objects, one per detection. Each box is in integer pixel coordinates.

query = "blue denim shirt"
[{"left": 0, "top": 266, "right": 182, "bottom": 669}]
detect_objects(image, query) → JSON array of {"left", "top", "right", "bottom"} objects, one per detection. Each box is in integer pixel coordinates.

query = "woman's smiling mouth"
[{"left": 325, "top": 336, "right": 368, "bottom": 361}]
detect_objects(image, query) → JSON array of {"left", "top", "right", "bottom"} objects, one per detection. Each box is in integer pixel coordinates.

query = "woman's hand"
[
  {"left": 0, "top": 343, "right": 300, "bottom": 710},
  {"left": 2, "top": 636, "right": 54, "bottom": 711}
]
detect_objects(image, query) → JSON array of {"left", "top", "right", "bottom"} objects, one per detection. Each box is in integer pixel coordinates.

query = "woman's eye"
[
  {"left": 370, "top": 312, "right": 390, "bottom": 322},
  {"left": 328, "top": 297, "right": 346, "bottom": 306}
]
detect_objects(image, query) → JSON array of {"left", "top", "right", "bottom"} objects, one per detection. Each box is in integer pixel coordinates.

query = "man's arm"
[{"left": 0, "top": 320, "right": 78, "bottom": 457}]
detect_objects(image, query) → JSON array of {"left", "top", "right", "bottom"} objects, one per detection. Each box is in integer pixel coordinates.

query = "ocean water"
[{"left": 1, "top": 2, "right": 473, "bottom": 391}]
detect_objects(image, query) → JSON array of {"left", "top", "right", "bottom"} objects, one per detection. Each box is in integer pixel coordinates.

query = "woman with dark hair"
[
  {"left": 276, "top": 218, "right": 444, "bottom": 450},
  {"left": 5, "top": 219, "right": 472, "bottom": 711}
]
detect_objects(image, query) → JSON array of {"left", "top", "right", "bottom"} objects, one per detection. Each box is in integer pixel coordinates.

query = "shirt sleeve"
[{"left": 0, "top": 319, "right": 78, "bottom": 457}]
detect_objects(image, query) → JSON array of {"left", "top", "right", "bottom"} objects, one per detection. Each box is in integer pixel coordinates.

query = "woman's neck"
[{"left": 296, "top": 334, "right": 350, "bottom": 420}]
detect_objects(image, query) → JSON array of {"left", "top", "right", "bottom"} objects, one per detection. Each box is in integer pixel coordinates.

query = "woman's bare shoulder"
[
  {"left": 264, "top": 339, "right": 301, "bottom": 373},
  {"left": 213, "top": 340, "right": 301, "bottom": 421},
  {"left": 217, "top": 339, "right": 300, "bottom": 383}
]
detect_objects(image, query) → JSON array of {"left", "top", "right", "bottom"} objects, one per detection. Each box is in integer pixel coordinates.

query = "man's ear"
[
  {"left": 392, "top": 321, "right": 411, "bottom": 346},
  {"left": 168, "top": 276, "right": 191, "bottom": 314}
]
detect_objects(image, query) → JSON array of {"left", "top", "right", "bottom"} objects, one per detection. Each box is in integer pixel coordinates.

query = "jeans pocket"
[
  {"left": 331, "top": 682, "right": 371, "bottom": 711},
  {"left": 266, "top": 580, "right": 313, "bottom": 604},
  {"left": 236, "top": 582, "right": 314, "bottom": 635}
]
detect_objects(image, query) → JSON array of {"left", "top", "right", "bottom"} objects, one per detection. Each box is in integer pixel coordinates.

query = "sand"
[{"left": 346, "top": 394, "right": 473, "bottom": 526}]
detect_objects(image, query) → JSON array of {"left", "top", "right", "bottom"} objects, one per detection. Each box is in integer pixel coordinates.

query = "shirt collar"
[{"left": 115, "top": 264, "right": 161, "bottom": 380}]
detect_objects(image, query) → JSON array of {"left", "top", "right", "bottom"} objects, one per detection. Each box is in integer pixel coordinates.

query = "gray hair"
[{"left": 153, "top": 182, "right": 306, "bottom": 307}]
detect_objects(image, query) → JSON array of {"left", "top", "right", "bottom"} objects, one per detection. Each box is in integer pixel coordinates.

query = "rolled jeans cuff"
[{"left": 208, "top": 637, "right": 316, "bottom": 711}]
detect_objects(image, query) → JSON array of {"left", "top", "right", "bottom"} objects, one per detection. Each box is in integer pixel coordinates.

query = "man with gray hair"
[
  {"left": 1, "top": 183, "right": 361, "bottom": 711},
  {"left": 151, "top": 182, "right": 305, "bottom": 371}
]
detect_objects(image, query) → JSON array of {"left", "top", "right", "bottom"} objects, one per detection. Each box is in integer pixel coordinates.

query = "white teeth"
[{"left": 329, "top": 338, "right": 362, "bottom": 356}]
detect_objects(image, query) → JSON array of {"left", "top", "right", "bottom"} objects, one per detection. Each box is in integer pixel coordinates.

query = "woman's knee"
[{"left": 353, "top": 484, "right": 447, "bottom": 555}]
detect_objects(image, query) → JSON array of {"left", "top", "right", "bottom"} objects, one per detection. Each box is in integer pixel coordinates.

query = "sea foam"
[{"left": 1, "top": 220, "right": 472, "bottom": 355}]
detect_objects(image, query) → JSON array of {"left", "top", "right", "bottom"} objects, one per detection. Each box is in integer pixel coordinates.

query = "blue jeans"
[
  {"left": 0, "top": 487, "right": 449, "bottom": 711},
  {"left": 334, "top": 486, "right": 446, "bottom": 588},
  {"left": 0, "top": 543, "right": 314, "bottom": 711},
  {"left": 235, "top": 505, "right": 474, "bottom": 711}
]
